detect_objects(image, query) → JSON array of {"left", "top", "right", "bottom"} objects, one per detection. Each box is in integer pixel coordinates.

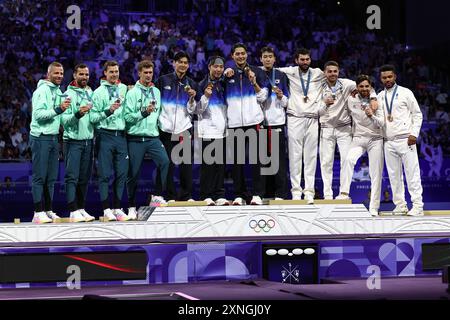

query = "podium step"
[
  {"left": 269, "top": 199, "right": 352, "bottom": 205},
  {"left": 167, "top": 201, "right": 208, "bottom": 207}
]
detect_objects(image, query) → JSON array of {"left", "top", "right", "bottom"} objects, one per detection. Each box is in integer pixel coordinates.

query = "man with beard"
[
  {"left": 318, "top": 61, "right": 376, "bottom": 200},
  {"left": 155, "top": 51, "right": 198, "bottom": 202},
  {"left": 124, "top": 60, "right": 170, "bottom": 216},
  {"left": 338, "top": 75, "right": 384, "bottom": 216},
  {"left": 30, "top": 61, "right": 70, "bottom": 223},
  {"left": 377, "top": 64, "right": 424, "bottom": 216},
  {"left": 91, "top": 60, "right": 130, "bottom": 221},
  {"left": 61, "top": 63, "right": 96, "bottom": 222},
  {"left": 276, "top": 48, "right": 324, "bottom": 204}
]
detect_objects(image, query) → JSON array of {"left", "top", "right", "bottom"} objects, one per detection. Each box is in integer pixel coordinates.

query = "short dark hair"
[
  {"left": 74, "top": 63, "right": 88, "bottom": 73},
  {"left": 137, "top": 60, "right": 154, "bottom": 71},
  {"left": 207, "top": 55, "right": 225, "bottom": 66},
  {"left": 380, "top": 64, "right": 396, "bottom": 74},
  {"left": 356, "top": 74, "right": 372, "bottom": 86},
  {"left": 174, "top": 51, "right": 190, "bottom": 63},
  {"left": 103, "top": 60, "right": 119, "bottom": 72},
  {"left": 294, "top": 48, "right": 310, "bottom": 59},
  {"left": 324, "top": 60, "right": 339, "bottom": 69},
  {"left": 260, "top": 46, "right": 275, "bottom": 57},
  {"left": 231, "top": 43, "right": 247, "bottom": 54}
]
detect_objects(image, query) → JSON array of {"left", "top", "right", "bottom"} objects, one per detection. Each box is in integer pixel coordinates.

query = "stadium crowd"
[{"left": 0, "top": 0, "right": 449, "bottom": 161}]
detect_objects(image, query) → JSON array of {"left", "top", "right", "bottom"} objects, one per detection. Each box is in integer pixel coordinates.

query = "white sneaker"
[
  {"left": 251, "top": 195, "right": 263, "bottom": 205},
  {"left": 204, "top": 198, "right": 215, "bottom": 206},
  {"left": 304, "top": 193, "right": 314, "bottom": 205},
  {"left": 369, "top": 209, "right": 379, "bottom": 217},
  {"left": 46, "top": 211, "right": 61, "bottom": 221},
  {"left": 79, "top": 209, "right": 95, "bottom": 222},
  {"left": 292, "top": 194, "right": 302, "bottom": 200},
  {"left": 70, "top": 210, "right": 86, "bottom": 223},
  {"left": 114, "top": 208, "right": 130, "bottom": 221},
  {"left": 187, "top": 199, "right": 195, "bottom": 202},
  {"left": 274, "top": 197, "right": 284, "bottom": 201},
  {"left": 215, "top": 198, "right": 230, "bottom": 206},
  {"left": 103, "top": 208, "right": 117, "bottom": 221},
  {"left": 393, "top": 204, "right": 408, "bottom": 216},
  {"left": 168, "top": 199, "right": 175, "bottom": 203},
  {"left": 127, "top": 207, "right": 137, "bottom": 220},
  {"left": 232, "top": 197, "right": 245, "bottom": 205},
  {"left": 32, "top": 211, "right": 53, "bottom": 224},
  {"left": 150, "top": 195, "right": 167, "bottom": 207},
  {"left": 407, "top": 207, "right": 424, "bottom": 217},
  {"left": 335, "top": 193, "right": 350, "bottom": 200},
  {"left": 324, "top": 195, "right": 333, "bottom": 200}
]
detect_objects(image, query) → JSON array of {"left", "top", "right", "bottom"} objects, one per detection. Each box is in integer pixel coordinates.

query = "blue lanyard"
[
  {"left": 267, "top": 68, "right": 276, "bottom": 88},
  {"left": 85, "top": 90, "right": 93, "bottom": 103},
  {"left": 208, "top": 76, "right": 224, "bottom": 99},
  {"left": 329, "top": 81, "right": 342, "bottom": 97},
  {"left": 107, "top": 86, "right": 119, "bottom": 101},
  {"left": 384, "top": 84, "right": 398, "bottom": 115},
  {"left": 360, "top": 96, "right": 370, "bottom": 109},
  {"left": 52, "top": 90, "right": 67, "bottom": 108},
  {"left": 300, "top": 70, "right": 311, "bottom": 97},
  {"left": 140, "top": 87, "right": 156, "bottom": 110},
  {"left": 75, "top": 89, "right": 93, "bottom": 104}
]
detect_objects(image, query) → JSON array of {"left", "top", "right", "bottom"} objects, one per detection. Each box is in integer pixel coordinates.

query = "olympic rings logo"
[{"left": 249, "top": 218, "right": 276, "bottom": 233}]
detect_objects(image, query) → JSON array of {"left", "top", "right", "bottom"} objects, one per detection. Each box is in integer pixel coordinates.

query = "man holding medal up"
[
  {"left": 259, "top": 46, "right": 290, "bottom": 200},
  {"left": 196, "top": 56, "right": 229, "bottom": 206},
  {"left": 61, "top": 63, "right": 96, "bottom": 222},
  {"left": 124, "top": 60, "right": 170, "bottom": 216},
  {"left": 224, "top": 43, "right": 269, "bottom": 205},
  {"left": 319, "top": 61, "right": 377, "bottom": 201},
  {"left": 30, "top": 62, "right": 70, "bottom": 223},
  {"left": 155, "top": 51, "right": 197, "bottom": 202},
  {"left": 378, "top": 64, "right": 424, "bottom": 216},
  {"left": 276, "top": 48, "right": 324, "bottom": 204},
  {"left": 339, "top": 75, "right": 384, "bottom": 217},
  {"left": 91, "top": 60, "right": 130, "bottom": 221}
]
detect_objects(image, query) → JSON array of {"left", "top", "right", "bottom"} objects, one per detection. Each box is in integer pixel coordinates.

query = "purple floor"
[{"left": 0, "top": 277, "right": 448, "bottom": 300}]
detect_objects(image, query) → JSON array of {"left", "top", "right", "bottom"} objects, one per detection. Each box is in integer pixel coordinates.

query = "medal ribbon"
[
  {"left": 384, "top": 84, "right": 398, "bottom": 117},
  {"left": 267, "top": 68, "right": 276, "bottom": 88},
  {"left": 140, "top": 86, "right": 157, "bottom": 110},
  {"left": 330, "top": 81, "right": 342, "bottom": 96},
  {"left": 300, "top": 70, "right": 311, "bottom": 97},
  {"left": 107, "top": 86, "right": 120, "bottom": 101}
]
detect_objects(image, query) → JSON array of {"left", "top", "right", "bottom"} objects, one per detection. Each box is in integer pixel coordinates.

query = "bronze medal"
[{"left": 303, "top": 96, "right": 308, "bottom": 103}]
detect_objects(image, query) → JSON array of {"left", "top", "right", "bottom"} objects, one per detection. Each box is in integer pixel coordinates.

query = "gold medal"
[
  {"left": 272, "top": 85, "right": 278, "bottom": 91},
  {"left": 388, "top": 114, "right": 393, "bottom": 122},
  {"left": 184, "top": 84, "right": 191, "bottom": 92}
]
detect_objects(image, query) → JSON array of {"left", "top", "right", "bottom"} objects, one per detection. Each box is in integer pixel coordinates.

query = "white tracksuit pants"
[
  {"left": 384, "top": 138, "right": 424, "bottom": 209},
  {"left": 287, "top": 116, "right": 318, "bottom": 198},
  {"left": 340, "top": 136, "right": 384, "bottom": 210},
  {"left": 319, "top": 125, "right": 352, "bottom": 199}
]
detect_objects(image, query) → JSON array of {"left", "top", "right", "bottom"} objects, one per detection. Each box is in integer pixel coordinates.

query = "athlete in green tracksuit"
[
  {"left": 30, "top": 62, "right": 69, "bottom": 224},
  {"left": 61, "top": 63, "right": 96, "bottom": 223},
  {"left": 124, "top": 60, "right": 169, "bottom": 217},
  {"left": 91, "top": 60, "right": 130, "bottom": 221}
]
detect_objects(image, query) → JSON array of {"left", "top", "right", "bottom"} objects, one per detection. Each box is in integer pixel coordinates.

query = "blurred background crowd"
[{"left": 0, "top": 0, "right": 449, "bottom": 162}]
